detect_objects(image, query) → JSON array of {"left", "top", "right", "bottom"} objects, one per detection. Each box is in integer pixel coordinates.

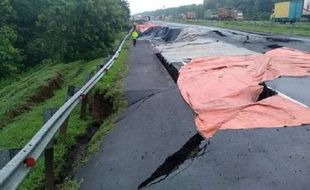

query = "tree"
[
  {"left": 30, "top": 0, "right": 131, "bottom": 62},
  {"left": 0, "top": 0, "right": 22, "bottom": 78},
  {"left": 0, "top": 0, "right": 130, "bottom": 78}
]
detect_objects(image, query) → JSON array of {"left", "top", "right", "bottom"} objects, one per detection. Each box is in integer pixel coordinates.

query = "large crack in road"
[{"left": 138, "top": 133, "right": 208, "bottom": 189}]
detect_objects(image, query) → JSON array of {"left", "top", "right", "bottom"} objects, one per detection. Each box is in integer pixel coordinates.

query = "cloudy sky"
[{"left": 128, "top": 0, "right": 203, "bottom": 14}]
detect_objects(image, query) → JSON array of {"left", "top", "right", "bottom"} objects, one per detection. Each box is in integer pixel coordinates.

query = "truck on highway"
[
  {"left": 186, "top": 11, "right": 196, "bottom": 19},
  {"left": 271, "top": 0, "right": 310, "bottom": 22},
  {"left": 218, "top": 8, "right": 244, "bottom": 20}
]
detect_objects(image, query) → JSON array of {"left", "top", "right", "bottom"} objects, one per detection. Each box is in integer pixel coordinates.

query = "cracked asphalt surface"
[
  {"left": 75, "top": 30, "right": 310, "bottom": 189},
  {"left": 266, "top": 76, "right": 310, "bottom": 107},
  {"left": 144, "top": 125, "right": 310, "bottom": 190},
  {"left": 75, "top": 41, "right": 197, "bottom": 190}
]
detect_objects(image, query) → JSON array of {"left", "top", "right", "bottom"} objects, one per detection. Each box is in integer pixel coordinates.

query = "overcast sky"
[{"left": 128, "top": 0, "right": 203, "bottom": 15}]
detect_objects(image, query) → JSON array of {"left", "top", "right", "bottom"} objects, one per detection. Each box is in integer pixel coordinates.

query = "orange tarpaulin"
[
  {"left": 136, "top": 22, "right": 159, "bottom": 33},
  {"left": 178, "top": 48, "right": 310, "bottom": 138}
]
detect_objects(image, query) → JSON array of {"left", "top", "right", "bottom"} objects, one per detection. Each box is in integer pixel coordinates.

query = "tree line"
[
  {"left": 140, "top": 4, "right": 205, "bottom": 20},
  {"left": 140, "top": 0, "right": 286, "bottom": 21},
  {"left": 0, "top": 0, "right": 130, "bottom": 79}
]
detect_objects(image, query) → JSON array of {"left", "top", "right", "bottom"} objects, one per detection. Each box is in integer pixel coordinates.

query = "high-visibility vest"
[{"left": 132, "top": 31, "right": 138, "bottom": 39}]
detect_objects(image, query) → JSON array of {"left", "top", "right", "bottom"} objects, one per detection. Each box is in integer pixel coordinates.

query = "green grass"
[
  {"left": 0, "top": 58, "right": 100, "bottom": 149},
  {"left": 0, "top": 58, "right": 103, "bottom": 190},
  {"left": 171, "top": 19, "right": 310, "bottom": 37},
  {"left": 0, "top": 64, "right": 63, "bottom": 126},
  {"left": 87, "top": 42, "right": 129, "bottom": 156},
  {"left": 0, "top": 36, "right": 130, "bottom": 190},
  {"left": 60, "top": 178, "right": 82, "bottom": 190},
  {"left": 61, "top": 41, "right": 130, "bottom": 190}
]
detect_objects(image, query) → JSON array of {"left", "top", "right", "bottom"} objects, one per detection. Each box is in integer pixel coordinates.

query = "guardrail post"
[
  {"left": 80, "top": 72, "right": 95, "bottom": 120},
  {"left": 59, "top": 118, "right": 69, "bottom": 137},
  {"left": 59, "top": 86, "right": 77, "bottom": 136},
  {"left": 80, "top": 94, "right": 88, "bottom": 119},
  {"left": 45, "top": 141, "right": 54, "bottom": 190},
  {"left": 43, "top": 108, "right": 57, "bottom": 190}
]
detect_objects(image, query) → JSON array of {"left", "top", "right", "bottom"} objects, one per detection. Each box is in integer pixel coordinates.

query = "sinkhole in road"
[
  {"left": 211, "top": 30, "right": 227, "bottom": 37},
  {"left": 257, "top": 84, "right": 278, "bottom": 101},
  {"left": 138, "top": 133, "right": 208, "bottom": 189},
  {"left": 267, "top": 44, "right": 283, "bottom": 49}
]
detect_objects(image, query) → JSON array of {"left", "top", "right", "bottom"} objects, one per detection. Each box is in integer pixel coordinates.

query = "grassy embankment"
[
  {"left": 0, "top": 37, "right": 130, "bottom": 190},
  {"left": 171, "top": 19, "right": 310, "bottom": 37}
]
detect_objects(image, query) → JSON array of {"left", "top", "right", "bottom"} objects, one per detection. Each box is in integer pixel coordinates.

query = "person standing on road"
[{"left": 132, "top": 30, "right": 139, "bottom": 47}]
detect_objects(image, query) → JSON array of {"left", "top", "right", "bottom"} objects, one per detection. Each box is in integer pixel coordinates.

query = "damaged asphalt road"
[
  {"left": 151, "top": 21, "right": 310, "bottom": 61},
  {"left": 74, "top": 41, "right": 198, "bottom": 190},
  {"left": 75, "top": 24, "right": 310, "bottom": 190},
  {"left": 143, "top": 125, "right": 310, "bottom": 190},
  {"left": 266, "top": 76, "right": 310, "bottom": 107}
]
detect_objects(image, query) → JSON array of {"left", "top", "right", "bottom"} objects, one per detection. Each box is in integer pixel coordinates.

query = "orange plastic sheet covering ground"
[
  {"left": 178, "top": 48, "right": 310, "bottom": 138},
  {"left": 136, "top": 22, "right": 159, "bottom": 33}
]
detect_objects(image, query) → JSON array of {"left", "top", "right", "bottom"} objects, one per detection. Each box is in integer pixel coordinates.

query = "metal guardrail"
[{"left": 0, "top": 31, "right": 131, "bottom": 190}]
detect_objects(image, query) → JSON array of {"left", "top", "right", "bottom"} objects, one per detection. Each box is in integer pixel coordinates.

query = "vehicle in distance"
[
  {"left": 271, "top": 0, "right": 310, "bottom": 22},
  {"left": 186, "top": 11, "right": 196, "bottom": 19},
  {"left": 218, "top": 8, "right": 244, "bottom": 20}
]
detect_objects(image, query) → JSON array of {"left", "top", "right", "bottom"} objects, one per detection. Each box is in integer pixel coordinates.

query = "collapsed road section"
[
  {"left": 138, "top": 21, "right": 310, "bottom": 138},
  {"left": 75, "top": 21, "right": 310, "bottom": 190},
  {"left": 140, "top": 22, "right": 310, "bottom": 190},
  {"left": 178, "top": 48, "right": 310, "bottom": 138},
  {"left": 140, "top": 21, "right": 310, "bottom": 62}
]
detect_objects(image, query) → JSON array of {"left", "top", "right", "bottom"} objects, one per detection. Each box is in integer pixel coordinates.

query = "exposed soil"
[
  {"left": 56, "top": 122, "right": 101, "bottom": 186},
  {"left": 0, "top": 73, "right": 64, "bottom": 129},
  {"left": 29, "top": 73, "right": 64, "bottom": 103},
  {"left": 92, "top": 90, "right": 114, "bottom": 124},
  {"left": 54, "top": 89, "right": 114, "bottom": 189}
]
